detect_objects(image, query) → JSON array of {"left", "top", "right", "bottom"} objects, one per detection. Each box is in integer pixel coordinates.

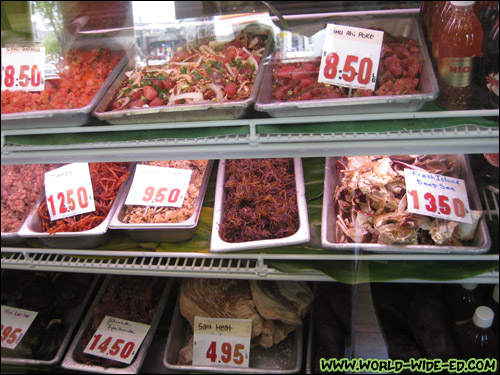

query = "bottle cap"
[
  {"left": 493, "top": 285, "right": 499, "bottom": 304},
  {"left": 461, "top": 283, "right": 478, "bottom": 290},
  {"left": 451, "top": 1, "right": 475, "bottom": 6},
  {"left": 472, "top": 306, "right": 494, "bottom": 328}
]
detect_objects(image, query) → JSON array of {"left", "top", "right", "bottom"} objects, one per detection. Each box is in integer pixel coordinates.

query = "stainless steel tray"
[
  {"left": 255, "top": 16, "right": 438, "bottom": 117},
  {"left": 321, "top": 154, "right": 491, "bottom": 253},
  {"left": 1, "top": 272, "right": 99, "bottom": 367},
  {"left": 17, "top": 163, "right": 134, "bottom": 249},
  {"left": 109, "top": 160, "right": 213, "bottom": 242},
  {"left": 1, "top": 231, "right": 25, "bottom": 246},
  {"left": 163, "top": 297, "right": 303, "bottom": 373},
  {"left": 211, "top": 158, "right": 310, "bottom": 252},
  {"left": 62, "top": 275, "right": 173, "bottom": 374},
  {"left": 93, "top": 24, "right": 274, "bottom": 125}
]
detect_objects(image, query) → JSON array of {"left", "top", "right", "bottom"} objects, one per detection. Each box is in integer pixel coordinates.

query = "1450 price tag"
[
  {"left": 1, "top": 46, "right": 45, "bottom": 92},
  {"left": 318, "top": 24, "right": 384, "bottom": 91},
  {"left": 193, "top": 317, "right": 251, "bottom": 368},
  {"left": 404, "top": 169, "right": 473, "bottom": 224},
  {"left": 1, "top": 305, "right": 38, "bottom": 350}
]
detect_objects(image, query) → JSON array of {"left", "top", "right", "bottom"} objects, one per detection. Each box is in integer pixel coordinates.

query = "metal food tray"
[
  {"left": 93, "top": 24, "right": 274, "bottom": 125},
  {"left": 321, "top": 154, "right": 491, "bottom": 253},
  {"left": 62, "top": 275, "right": 173, "bottom": 374},
  {"left": 1, "top": 273, "right": 99, "bottom": 367},
  {"left": 211, "top": 158, "right": 310, "bottom": 252},
  {"left": 17, "top": 164, "right": 135, "bottom": 249},
  {"left": 109, "top": 160, "right": 213, "bottom": 242},
  {"left": 254, "top": 16, "right": 438, "bottom": 117},
  {"left": 163, "top": 297, "right": 303, "bottom": 373},
  {"left": 1, "top": 49, "right": 130, "bottom": 130},
  {"left": 1, "top": 231, "right": 25, "bottom": 246}
]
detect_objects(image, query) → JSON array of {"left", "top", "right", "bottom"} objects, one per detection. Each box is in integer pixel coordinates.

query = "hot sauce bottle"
[
  {"left": 436, "top": 1, "right": 484, "bottom": 110},
  {"left": 431, "top": 1, "right": 452, "bottom": 65}
]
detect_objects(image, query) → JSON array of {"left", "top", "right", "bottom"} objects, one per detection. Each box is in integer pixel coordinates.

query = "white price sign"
[
  {"left": 44, "top": 163, "right": 95, "bottom": 221},
  {"left": 83, "top": 316, "right": 150, "bottom": 364},
  {"left": 1, "top": 46, "right": 45, "bottom": 91},
  {"left": 1, "top": 305, "right": 38, "bottom": 350},
  {"left": 125, "top": 164, "right": 192, "bottom": 208},
  {"left": 404, "top": 169, "right": 473, "bottom": 224},
  {"left": 193, "top": 317, "right": 251, "bottom": 368},
  {"left": 318, "top": 24, "right": 384, "bottom": 90}
]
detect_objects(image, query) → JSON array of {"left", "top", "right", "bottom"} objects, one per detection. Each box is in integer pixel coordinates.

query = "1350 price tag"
[
  {"left": 193, "top": 317, "right": 251, "bottom": 368},
  {"left": 404, "top": 169, "right": 473, "bottom": 224},
  {"left": 125, "top": 164, "right": 192, "bottom": 208},
  {"left": 1, "top": 46, "right": 45, "bottom": 91},
  {"left": 44, "top": 163, "right": 95, "bottom": 221},
  {"left": 318, "top": 24, "right": 384, "bottom": 91},
  {"left": 1, "top": 305, "right": 38, "bottom": 350},
  {"left": 83, "top": 316, "right": 150, "bottom": 365}
]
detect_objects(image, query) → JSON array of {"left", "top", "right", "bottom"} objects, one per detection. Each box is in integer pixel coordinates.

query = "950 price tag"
[
  {"left": 404, "top": 169, "right": 473, "bottom": 224},
  {"left": 1, "top": 305, "right": 38, "bottom": 350},
  {"left": 83, "top": 316, "right": 150, "bottom": 364},
  {"left": 125, "top": 164, "right": 192, "bottom": 207},
  {"left": 318, "top": 24, "right": 384, "bottom": 90},
  {"left": 44, "top": 163, "right": 96, "bottom": 221},
  {"left": 1, "top": 46, "right": 45, "bottom": 91},
  {"left": 193, "top": 317, "right": 251, "bottom": 368}
]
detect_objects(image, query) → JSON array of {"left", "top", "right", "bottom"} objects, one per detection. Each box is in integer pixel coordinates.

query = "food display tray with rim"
[
  {"left": 109, "top": 160, "right": 213, "bottom": 242},
  {"left": 17, "top": 163, "right": 135, "bottom": 249},
  {"left": 163, "top": 296, "right": 303, "bottom": 373},
  {"left": 210, "top": 158, "right": 310, "bottom": 252},
  {"left": 1, "top": 273, "right": 100, "bottom": 367},
  {"left": 93, "top": 24, "right": 275, "bottom": 125},
  {"left": 254, "top": 16, "right": 438, "bottom": 117},
  {"left": 61, "top": 275, "right": 173, "bottom": 374},
  {"left": 321, "top": 154, "right": 491, "bottom": 253}
]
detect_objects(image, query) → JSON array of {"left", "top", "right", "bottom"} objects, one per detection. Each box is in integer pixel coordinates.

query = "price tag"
[
  {"left": 125, "top": 164, "right": 192, "bottom": 208},
  {"left": 1, "top": 45, "right": 45, "bottom": 91},
  {"left": 44, "top": 163, "right": 95, "bottom": 221},
  {"left": 404, "top": 169, "right": 473, "bottom": 224},
  {"left": 318, "top": 24, "right": 384, "bottom": 90},
  {"left": 193, "top": 317, "right": 251, "bottom": 368},
  {"left": 83, "top": 316, "right": 150, "bottom": 365},
  {"left": 1, "top": 305, "right": 38, "bottom": 350}
]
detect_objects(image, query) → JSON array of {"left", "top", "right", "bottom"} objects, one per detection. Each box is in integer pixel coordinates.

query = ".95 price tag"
[
  {"left": 1, "top": 45, "right": 45, "bottom": 92},
  {"left": 1, "top": 305, "right": 38, "bottom": 350},
  {"left": 404, "top": 169, "right": 473, "bottom": 224},
  {"left": 318, "top": 24, "right": 384, "bottom": 90},
  {"left": 44, "top": 163, "right": 96, "bottom": 221},
  {"left": 125, "top": 164, "right": 192, "bottom": 207},
  {"left": 83, "top": 316, "right": 150, "bottom": 364},
  {"left": 193, "top": 317, "right": 251, "bottom": 368}
]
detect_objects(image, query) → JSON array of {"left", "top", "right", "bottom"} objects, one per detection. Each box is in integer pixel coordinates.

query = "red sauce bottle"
[
  {"left": 436, "top": 1, "right": 484, "bottom": 110},
  {"left": 431, "top": 2, "right": 453, "bottom": 65}
]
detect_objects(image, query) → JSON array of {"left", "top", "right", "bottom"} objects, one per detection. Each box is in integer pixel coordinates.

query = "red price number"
[
  {"left": 47, "top": 187, "right": 89, "bottom": 216},
  {"left": 323, "top": 53, "right": 373, "bottom": 85},
  {"left": 206, "top": 341, "right": 245, "bottom": 365},
  {"left": 142, "top": 186, "right": 181, "bottom": 204},
  {"left": 2, "top": 64, "right": 41, "bottom": 88},
  {"left": 88, "top": 333, "right": 135, "bottom": 360},
  {"left": 1, "top": 324, "right": 22, "bottom": 345},
  {"left": 408, "top": 190, "right": 467, "bottom": 218}
]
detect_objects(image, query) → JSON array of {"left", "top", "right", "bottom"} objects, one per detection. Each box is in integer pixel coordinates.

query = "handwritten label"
[
  {"left": 1, "top": 46, "right": 45, "bottom": 91},
  {"left": 318, "top": 24, "right": 384, "bottom": 90},
  {"left": 1, "top": 305, "right": 38, "bottom": 350},
  {"left": 83, "top": 316, "right": 150, "bottom": 364},
  {"left": 404, "top": 169, "right": 473, "bottom": 224},
  {"left": 193, "top": 317, "right": 251, "bottom": 368}
]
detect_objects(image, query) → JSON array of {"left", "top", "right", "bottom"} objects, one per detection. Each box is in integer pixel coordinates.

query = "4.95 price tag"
[
  {"left": 193, "top": 317, "right": 251, "bottom": 368},
  {"left": 1, "top": 45, "right": 45, "bottom": 91},
  {"left": 1, "top": 305, "right": 38, "bottom": 350},
  {"left": 404, "top": 169, "right": 473, "bottom": 224},
  {"left": 44, "top": 163, "right": 95, "bottom": 221},
  {"left": 318, "top": 24, "right": 384, "bottom": 90},
  {"left": 83, "top": 316, "right": 150, "bottom": 364},
  {"left": 125, "top": 164, "right": 192, "bottom": 207}
]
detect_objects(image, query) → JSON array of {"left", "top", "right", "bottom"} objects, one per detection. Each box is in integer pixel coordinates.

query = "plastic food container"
[
  {"left": 211, "top": 158, "right": 310, "bottom": 252},
  {"left": 321, "top": 154, "right": 491, "bottom": 253},
  {"left": 109, "top": 160, "right": 213, "bottom": 242}
]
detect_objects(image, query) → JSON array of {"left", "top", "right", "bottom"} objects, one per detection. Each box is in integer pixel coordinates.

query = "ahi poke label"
[{"left": 1, "top": 45, "right": 45, "bottom": 92}]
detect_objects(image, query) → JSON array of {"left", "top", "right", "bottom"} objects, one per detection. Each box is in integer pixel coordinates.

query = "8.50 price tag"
[
  {"left": 1, "top": 305, "right": 38, "bottom": 350},
  {"left": 318, "top": 24, "right": 384, "bottom": 90},
  {"left": 1, "top": 46, "right": 45, "bottom": 91}
]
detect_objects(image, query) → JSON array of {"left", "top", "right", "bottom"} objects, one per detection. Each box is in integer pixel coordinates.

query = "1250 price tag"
[
  {"left": 193, "top": 317, "right": 251, "bottom": 368},
  {"left": 125, "top": 164, "right": 192, "bottom": 208},
  {"left": 1, "top": 46, "right": 45, "bottom": 91},
  {"left": 1, "top": 305, "right": 38, "bottom": 350},
  {"left": 44, "top": 163, "right": 95, "bottom": 221},
  {"left": 404, "top": 169, "right": 473, "bottom": 224},
  {"left": 318, "top": 24, "right": 384, "bottom": 91}
]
